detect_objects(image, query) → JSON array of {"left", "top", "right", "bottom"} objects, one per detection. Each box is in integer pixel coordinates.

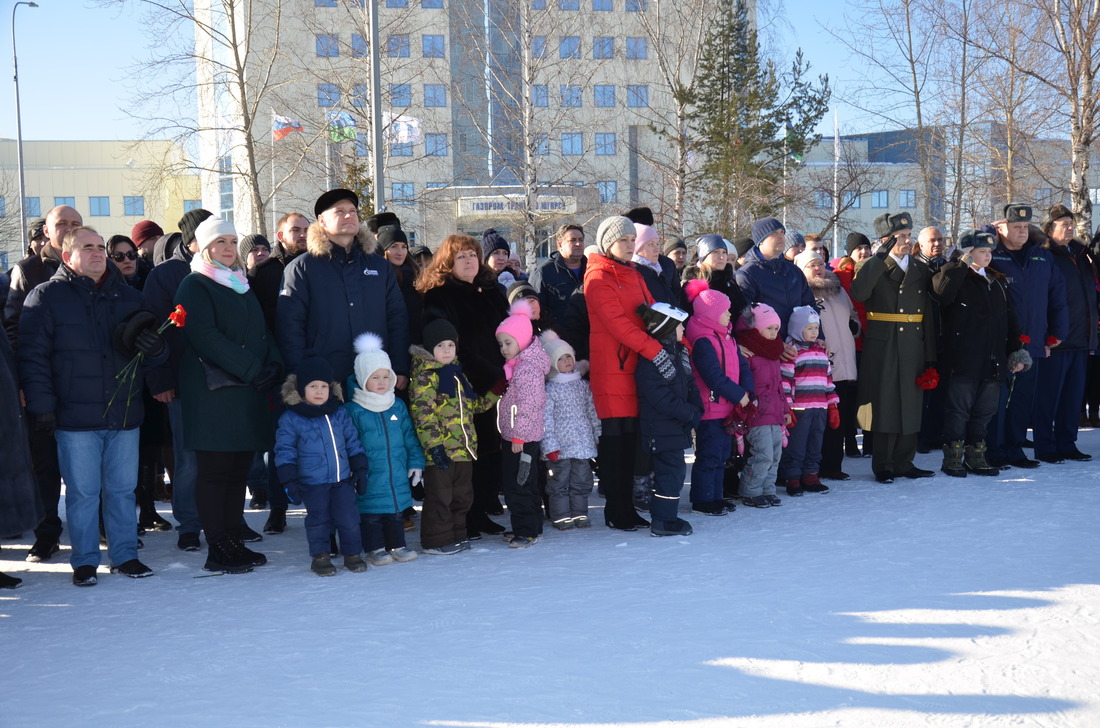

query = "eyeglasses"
[{"left": 110, "top": 251, "right": 139, "bottom": 261}]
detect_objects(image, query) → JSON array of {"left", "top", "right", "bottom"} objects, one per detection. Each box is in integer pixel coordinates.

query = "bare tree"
[{"left": 791, "top": 139, "right": 889, "bottom": 243}]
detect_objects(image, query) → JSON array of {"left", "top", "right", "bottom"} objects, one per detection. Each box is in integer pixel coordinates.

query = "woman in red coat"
[{"left": 585, "top": 215, "right": 665, "bottom": 530}]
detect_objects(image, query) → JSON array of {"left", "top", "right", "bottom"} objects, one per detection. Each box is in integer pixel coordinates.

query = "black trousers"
[
  {"left": 597, "top": 417, "right": 640, "bottom": 528},
  {"left": 29, "top": 426, "right": 62, "bottom": 542},
  {"left": 195, "top": 450, "right": 252, "bottom": 544},
  {"left": 500, "top": 441, "right": 543, "bottom": 539},
  {"left": 943, "top": 375, "right": 1000, "bottom": 445}
]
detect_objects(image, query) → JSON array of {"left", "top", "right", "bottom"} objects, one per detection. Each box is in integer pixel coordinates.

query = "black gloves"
[
  {"left": 652, "top": 349, "right": 676, "bottom": 381},
  {"left": 33, "top": 412, "right": 56, "bottom": 434},
  {"left": 252, "top": 362, "right": 283, "bottom": 392},
  {"left": 429, "top": 445, "right": 451, "bottom": 472},
  {"left": 354, "top": 470, "right": 368, "bottom": 496},
  {"left": 133, "top": 329, "right": 165, "bottom": 357}
]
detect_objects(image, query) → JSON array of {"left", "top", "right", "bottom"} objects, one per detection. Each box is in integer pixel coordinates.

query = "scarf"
[
  {"left": 352, "top": 386, "right": 395, "bottom": 413},
  {"left": 289, "top": 396, "right": 342, "bottom": 418},
  {"left": 549, "top": 370, "right": 581, "bottom": 384},
  {"left": 737, "top": 327, "right": 786, "bottom": 360},
  {"left": 191, "top": 256, "right": 250, "bottom": 294},
  {"left": 434, "top": 362, "right": 475, "bottom": 399},
  {"left": 631, "top": 254, "right": 662, "bottom": 275}
]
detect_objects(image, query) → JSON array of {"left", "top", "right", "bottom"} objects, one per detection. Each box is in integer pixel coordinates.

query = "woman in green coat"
[{"left": 175, "top": 217, "right": 282, "bottom": 574}]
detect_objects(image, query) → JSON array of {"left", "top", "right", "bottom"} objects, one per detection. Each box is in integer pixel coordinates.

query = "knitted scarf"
[
  {"left": 352, "top": 386, "right": 395, "bottom": 413},
  {"left": 433, "top": 362, "right": 475, "bottom": 398},
  {"left": 289, "top": 396, "right": 342, "bottom": 418},
  {"left": 190, "top": 257, "right": 250, "bottom": 294},
  {"left": 737, "top": 327, "right": 785, "bottom": 360}
]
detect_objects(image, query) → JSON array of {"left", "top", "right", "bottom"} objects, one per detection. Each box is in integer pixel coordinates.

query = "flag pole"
[
  {"left": 367, "top": 0, "right": 385, "bottom": 211},
  {"left": 270, "top": 108, "right": 277, "bottom": 235},
  {"left": 832, "top": 108, "right": 840, "bottom": 257}
]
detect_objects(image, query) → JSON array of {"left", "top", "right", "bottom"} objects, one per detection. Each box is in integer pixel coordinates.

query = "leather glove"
[
  {"left": 517, "top": 452, "right": 532, "bottom": 485},
  {"left": 354, "top": 470, "right": 368, "bottom": 496},
  {"left": 429, "top": 445, "right": 451, "bottom": 472},
  {"left": 652, "top": 348, "right": 676, "bottom": 381},
  {"left": 251, "top": 361, "right": 283, "bottom": 392},
  {"left": 827, "top": 403, "right": 840, "bottom": 430},
  {"left": 545, "top": 451, "right": 560, "bottom": 462},
  {"left": 134, "top": 329, "right": 165, "bottom": 357},
  {"left": 407, "top": 468, "right": 423, "bottom": 487},
  {"left": 33, "top": 411, "right": 56, "bottom": 434},
  {"left": 875, "top": 235, "right": 897, "bottom": 259},
  {"left": 284, "top": 480, "right": 303, "bottom": 505},
  {"left": 114, "top": 309, "right": 159, "bottom": 357}
]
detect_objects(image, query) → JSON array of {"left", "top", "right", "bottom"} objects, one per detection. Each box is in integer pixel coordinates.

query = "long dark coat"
[
  {"left": 932, "top": 261, "right": 1022, "bottom": 381},
  {"left": 850, "top": 254, "right": 936, "bottom": 434},
  {"left": 0, "top": 335, "right": 41, "bottom": 536},
  {"left": 421, "top": 274, "right": 508, "bottom": 396}
]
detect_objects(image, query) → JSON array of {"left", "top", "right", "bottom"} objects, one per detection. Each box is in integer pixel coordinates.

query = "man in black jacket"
[{"left": 529, "top": 223, "right": 585, "bottom": 324}]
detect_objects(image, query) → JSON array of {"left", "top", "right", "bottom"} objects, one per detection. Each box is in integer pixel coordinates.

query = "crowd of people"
[{"left": 1, "top": 192, "right": 1096, "bottom": 587}]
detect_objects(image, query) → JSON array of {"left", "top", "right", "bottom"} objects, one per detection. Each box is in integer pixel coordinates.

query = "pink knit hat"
[
  {"left": 684, "top": 279, "right": 730, "bottom": 332},
  {"left": 750, "top": 303, "right": 782, "bottom": 333},
  {"left": 496, "top": 299, "right": 535, "bottom": 351},
  {"left": 633, "top": 223, "right": 659, "bottom": 255}
]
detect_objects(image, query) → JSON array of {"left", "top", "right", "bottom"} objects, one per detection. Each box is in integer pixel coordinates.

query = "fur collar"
[
  {"left": 806, "top": 269, "right": 843, "bottom": 296},
  {"left": 305, "top": 221, "right": 378, "bottom": 258},
  {"left": 281, "top": 374, "right": 344, "bottom": 406}
]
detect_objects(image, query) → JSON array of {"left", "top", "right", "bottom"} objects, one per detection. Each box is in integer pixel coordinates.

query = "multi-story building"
[{"left": 0, "top": 139, "right": 200, "bottom": 268}]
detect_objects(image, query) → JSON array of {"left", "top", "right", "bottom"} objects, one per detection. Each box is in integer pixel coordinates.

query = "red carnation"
[
  {"left": 167, "top": 304, "right": 187, "bottom": 329},
  {"left": 1019, "top": 334, "right": 1031, "bottom": 345},
  {"left": 916, "top": 367, "right": 939, "bottom": 390},
  {"left": 1046, "top": 336, "right": 1058, "bottom": 347}
]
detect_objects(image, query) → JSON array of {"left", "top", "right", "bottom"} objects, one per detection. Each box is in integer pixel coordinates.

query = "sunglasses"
[{"left": 110, "top": 251, "right": 140, "bottom": 261}]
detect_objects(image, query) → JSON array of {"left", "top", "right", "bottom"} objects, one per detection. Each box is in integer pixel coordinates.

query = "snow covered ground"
[{"left": 3, "top": 429, "right": 1098, "bottom": 728}]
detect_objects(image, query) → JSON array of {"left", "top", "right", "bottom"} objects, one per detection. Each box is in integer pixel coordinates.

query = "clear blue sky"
[{"left": 0, "top": 0, "right": 857, "bottom": 141}]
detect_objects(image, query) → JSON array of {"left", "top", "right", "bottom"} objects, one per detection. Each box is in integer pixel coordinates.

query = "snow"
[{"left": 3, "top": 431, "right": 1099, "bottom": 728}]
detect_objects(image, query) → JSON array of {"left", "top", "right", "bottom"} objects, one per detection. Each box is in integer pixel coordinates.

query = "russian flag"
[{"left": 273, "top": 114, "right": 303, "bottom": 141}]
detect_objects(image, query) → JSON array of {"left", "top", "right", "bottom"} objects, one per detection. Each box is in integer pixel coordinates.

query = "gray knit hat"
[{"left": 595, "top": 215, "right": 635, "bottom": 256}]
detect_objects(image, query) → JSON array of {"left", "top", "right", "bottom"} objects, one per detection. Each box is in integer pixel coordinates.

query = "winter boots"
[
  {"left": 650, "top": 518, "right": 693, "bottom": 537},
  {"left": 310, "top": 553, "right": 338, "bottom": 577},
  {"left": 942, "top": 440, "right": 967, "bottom": 477},
  {"left": 800, "top": 473, "right": 830, "bottom": 493},
  {"left": 204, "top": 540, "right": 255, "bottom": 574},
  {"left": 632, "top": 474, "right": 653, "bottom": 511},
  {"left": 964, "top": 441, "right": 999, "bottom": 476}
]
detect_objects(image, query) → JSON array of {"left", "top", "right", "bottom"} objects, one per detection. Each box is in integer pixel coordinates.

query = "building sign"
[{"left": 457, "top": 194, "right": 577, "bottom": 218}]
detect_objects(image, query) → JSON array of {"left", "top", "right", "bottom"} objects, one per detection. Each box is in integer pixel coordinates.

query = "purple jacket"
[
  {"left": 746, "top": 353, "right": 789, "bottom": 427},
  {"left": 498, "top": 339, "right": 551, "bottom": 443}
]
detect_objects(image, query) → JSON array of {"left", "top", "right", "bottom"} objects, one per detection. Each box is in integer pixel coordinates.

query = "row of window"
[
  {"left": 387, "top": 180, "right": 619, "bottom": 205},
  {"left": 361, "top": 131, "right": 622, "bottom": 159},
  {"left": 815, "top": 189, "right": 917, "bottom": 210},
  {"left": 0, "top": 196, "right": 145, "bottom": 219},
  {"left": 314, "top": 0, "right": 645, "bottom": 10},
  {"left": 533, "top": 35, "right": 646, "bottom": 60},
  {"left": 318, "top": 83, "right": 649, "bottom": 109},
  {"left": 315, "top": 0, "right": 444, "bottom": 7},
  {"left": 318, "top": 34, "right": 649, "bottom": 61}
]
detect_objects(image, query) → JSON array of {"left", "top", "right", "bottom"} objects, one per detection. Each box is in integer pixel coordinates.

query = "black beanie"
[
  {"left": 423, "top": 319, "right": 459, "bottom": 353},
  {"left": 623, "top": 206, "right": 655, "bottom": 226},
  {"left": 846, "top": 232, "right": 871, "bottom": 256},
  {"left": 295, "top": 357, "right": 333, "bottom": 397},
  {"left": 238, "top": 233, "right": 271, "bottom": 259},
  {"left": 662, "top": 237, "right": 687, "bottom": 255},
  {"left": 366, "top": 211, "right": 402, "bottom": 234},
  {"left": 481, "top": 229, "right": 510, "bottom": 260},
  {"left": 178, "top": 208, "right": 213, "bottom": 247},
  {"left": 377, "top": 224, "right": 408, "bottom": 250},
  {"left": 732, "top": 236, "right": 754, "bottom": 258},
  {"left": 506, "top": 280, "right": 539, "bottom": 305}
]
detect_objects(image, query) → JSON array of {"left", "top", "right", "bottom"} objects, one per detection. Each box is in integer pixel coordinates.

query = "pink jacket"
[{"left": 498, "top": 338, "right": 551, "bottom": 443}]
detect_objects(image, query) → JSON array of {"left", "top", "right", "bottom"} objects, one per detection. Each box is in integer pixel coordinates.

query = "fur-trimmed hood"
[
  {"left": 806, "top": 268, "right": 843, "bottom": 296},
  {"left": 280, "top": 374, "right": 344, "bottom": 406},
  {"left": 409, "top": 344, "right": 436, "bottom": 364},
  {"left": 306, "top": 221, "right": 379, "bottom": 258}
]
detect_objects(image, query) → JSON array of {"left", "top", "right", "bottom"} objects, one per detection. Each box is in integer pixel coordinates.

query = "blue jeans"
[
  {"left": 166, "top": 398, "right": 201, "bottom": 535},
  {"left": 56, "top": 428, "right": 140, "bottom": 569},
  {"left": 690, "top": 419, "right": 730, "bottom": 506}
]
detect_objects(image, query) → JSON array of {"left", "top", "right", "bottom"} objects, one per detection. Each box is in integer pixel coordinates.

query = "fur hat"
[
  {"left": 637, "top": 301, "right": 688, "bottom": 341},
  {"left": 696, "top": 234, "right": 727, "bottom": 262},
  {"left": 793, "top": 249, "right": 824, "bottom": 270},
  {"left": 376, "top": 224, "right": 408, "bottom": 250},
  {"left": 423, "top": 318, "right": 459, "bottom": 353},
  {"left": 506, "top": 280, "right": 539, "bottom": 306},
  {"left": 684, "top": 279, "right": 731, "bottom": 331},
  {"left": 873, "top": 211, "right": 914, "bottom": 239},
  {"left": 194, "top": 217, "right": 237, "bottom": 252},
  {"left": 130, "top": 220, "right": 163, "bottom": 249},
  {"left": 481, "top": 229, "right": 510, "bottom": 260},
  {"left": 623, "top": 206, "right": 655, "bottom": 226},
  {"left": 365, "top": 211, "right": 401, "bottom": 234},
  {"left": 238, "top": 233, "right": 271, "bottom": 259},
  {"left": 846, "top": 232, "right": 871, "bottom": 256},
  {"left": 789, "top": 306, "right": 821, "bottom": 340},
  {"left": 540, "top": 331, "right": 576, "bottom": 379},
  {"left": 496, "top": 299, "right": 535, "bottom": 351},
  {"left": 295, "top": 357, "right": 333, "bottom": 397},
  {"left": 178, "top": 208, "right": 213, "bottom": 247},
  {"left": 749, "top": 303, "right": 781, "bottom": 334},
  {"left": 353, "top": 333, "right": 395, "bottom": 393},
  {"left": 751, "top": 217, "right": 785, "bottom": 246},
  {"left": 595, "top": 215, "right": 635, "bottom": 256},
  {"left": 1042, "top": 204, "right": 1074, "bottom": 236},
  {"left": 956, "top": 228, "right": 996, "bottom": 255},
  {"left": 1002, "top": 203, "right": 1032, "bottom": 223},
  {"left": 633, "top": 223, "right": 659, "bottom": 254},
  {"left": 314, "top": 188, "right": 358, "bottom": 218}
]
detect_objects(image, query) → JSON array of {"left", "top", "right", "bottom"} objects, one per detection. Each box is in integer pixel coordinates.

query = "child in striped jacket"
[{"left": 779, "top": 306, "right": 840, "bottom": 497}]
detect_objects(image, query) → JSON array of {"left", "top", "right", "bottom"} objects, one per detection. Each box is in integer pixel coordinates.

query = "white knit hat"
[
  {"left": 540, "top": 331, "right": 576, "bottom": 380},
  {"left": 353, "top": 333, "right": 394, "bottom": 392},
  {"left": 194, "top": 217, "right": 237, "bottom": 252}
]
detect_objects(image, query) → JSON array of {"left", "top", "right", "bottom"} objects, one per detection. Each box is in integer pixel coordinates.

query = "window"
[
  {"left": 426, "top": 182, "right": 448, "bottom": 189},
  {"left": 595, "top": 132, "right": 616, "bottom": 155},
  {"left": 842, "top": 190, "right": 861, "bottom": 209},
  {"left": 351, "top": 84, "right": 369, "bottom": 108},
  {"left": 561, "top": 85, "right": 582, "bottom": 107},
  {"left": 315, "top": 0, "right": 337, "bottom": 6},
  {"left": 594, "top": 85, "right": 615, "bottom": 108},
  {"left": 593, "top": 0, "right": 612, "bottom": 9},
  {"left": 387, "top": 35, "right": 410, "bottom": 58},
  {"left": 422, "top": 35, "right": 445, "bottom": 58},
  {"left": 1035, "top": 188, "right": 1054, "bottom": 206},
  {"left": 24, "top": 197, "right": 40, "bottom": 218},
  {"left": 562, "top": 132, "right": 583, "bottom": 155},
  {"left": 318, "top": 83, "right": 339, "bottom": 107},
  {"left": 426, "top": 133, "right": 449, "bottom": 156},
  {"left": 899, "top": 189, "right": 916, "bottom": 208},
  {"left": 390, "top": 83, "right": 411, "bottom": 106},
  {"left": 89, "top": 196, "right": 110, "bottom": 217},
  {"left": 625, "top": 0, "right": 646, "bottom": 10},
  {"left": 871, "top": 190, "right": 888, "bottom": 208},
  {"left": 559, "top": 36, "right": 581, "bottom": 59},
  {"left": 532, "top": 84, "right": 549, "bottom": 107},
  {"left": 597, "top": 181, "right": 618, "bottom": 204},
  {"left": 386, "top": 0, "right": 408, "bottom": 6},
  {"left": 124, "top": 196, "right": 145, "bottom": 216},
  {"left": 219, "top": 178, "right": 233, "bottom": 212},
  {"left": 423, "top": 0, "right": 444, "bottom": 6},
  {"left": 626, "top": 84, "right": 648, "bottom": 107},
  {"left": 391, "top": 141, "right": 413, "bottom": 157},
  {"left": 54, "top": 196, "right": 75, "bottom": 207},
  {"left": 593, "top": 36, "right": 613, "bottom": 59},
  {"left": 532, "top": 36, "right": 547, "bottom": 58},
  {"left": 0, "top": 197, "right": 5, "bottom": 217},
  {"left": 625, "top": 38, "right": 647, "bottom": 60},
  {"left": 814, "top": 190, "right": 831, "bottom": 209},
  {"left": 351, "top": 34, "right": 367, "bottom": 58},
  {"left": 392, "top": 182, "right": 414, "bottom": 205},
  {"left": 534, "top": 133, "right": 550, "bottom": 156},
  {"left": 183, "top": 200, "right": 202, "bottom": 213},
  {"left": 316, "top": 34, "right": 339, "bottom": 57},
  {"left": 424, "top": 84, "right": 447, "bottom": 107},
  {"left": 531, "top": 0, "right": 547, "bottom": 7},
  {"left": 559, "top": 0, "right": 580, "bottom": 8},
  {"left": 356, "top": 134, "right": 369, "bottom": 158}
]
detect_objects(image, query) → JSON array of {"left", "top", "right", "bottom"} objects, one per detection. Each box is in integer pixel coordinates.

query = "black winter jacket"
[
  {"left": 735, "top": 247, "right": 817, "bottom": 338},
  {"left": 529, "top": 252, "right": 585, "bottom": 325},
  {"left": 635, "top": 339, "right": 703, "bottom": 452},
  {"left": 140, "top": 242, "right": 194, "bottom": 397},
  {"left": 932, "top": 261, "right": 1022, "bottom": 382},
  {"left": 4, "top": 245, "right": 63, "bottom": 348},
  {"left": 421, "top": 274, "right": 508, "bottom": 396},
  {"left": 1047, "top": 241, "right": 1097, "bottom": 352}
]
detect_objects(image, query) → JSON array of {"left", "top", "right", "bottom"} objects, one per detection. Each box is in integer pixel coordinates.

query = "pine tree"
[{"left": 690, "top": 0, "right": 830, "bottom": 233}]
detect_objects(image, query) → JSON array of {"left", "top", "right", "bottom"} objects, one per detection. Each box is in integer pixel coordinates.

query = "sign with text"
[{"left": 457, "top": 194, "right": 577, "bottom": 218}]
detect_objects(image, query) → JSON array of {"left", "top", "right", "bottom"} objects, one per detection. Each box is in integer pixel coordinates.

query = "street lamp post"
[{"left": 11, "top": 1, "right": 39, "bottom": 252}]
